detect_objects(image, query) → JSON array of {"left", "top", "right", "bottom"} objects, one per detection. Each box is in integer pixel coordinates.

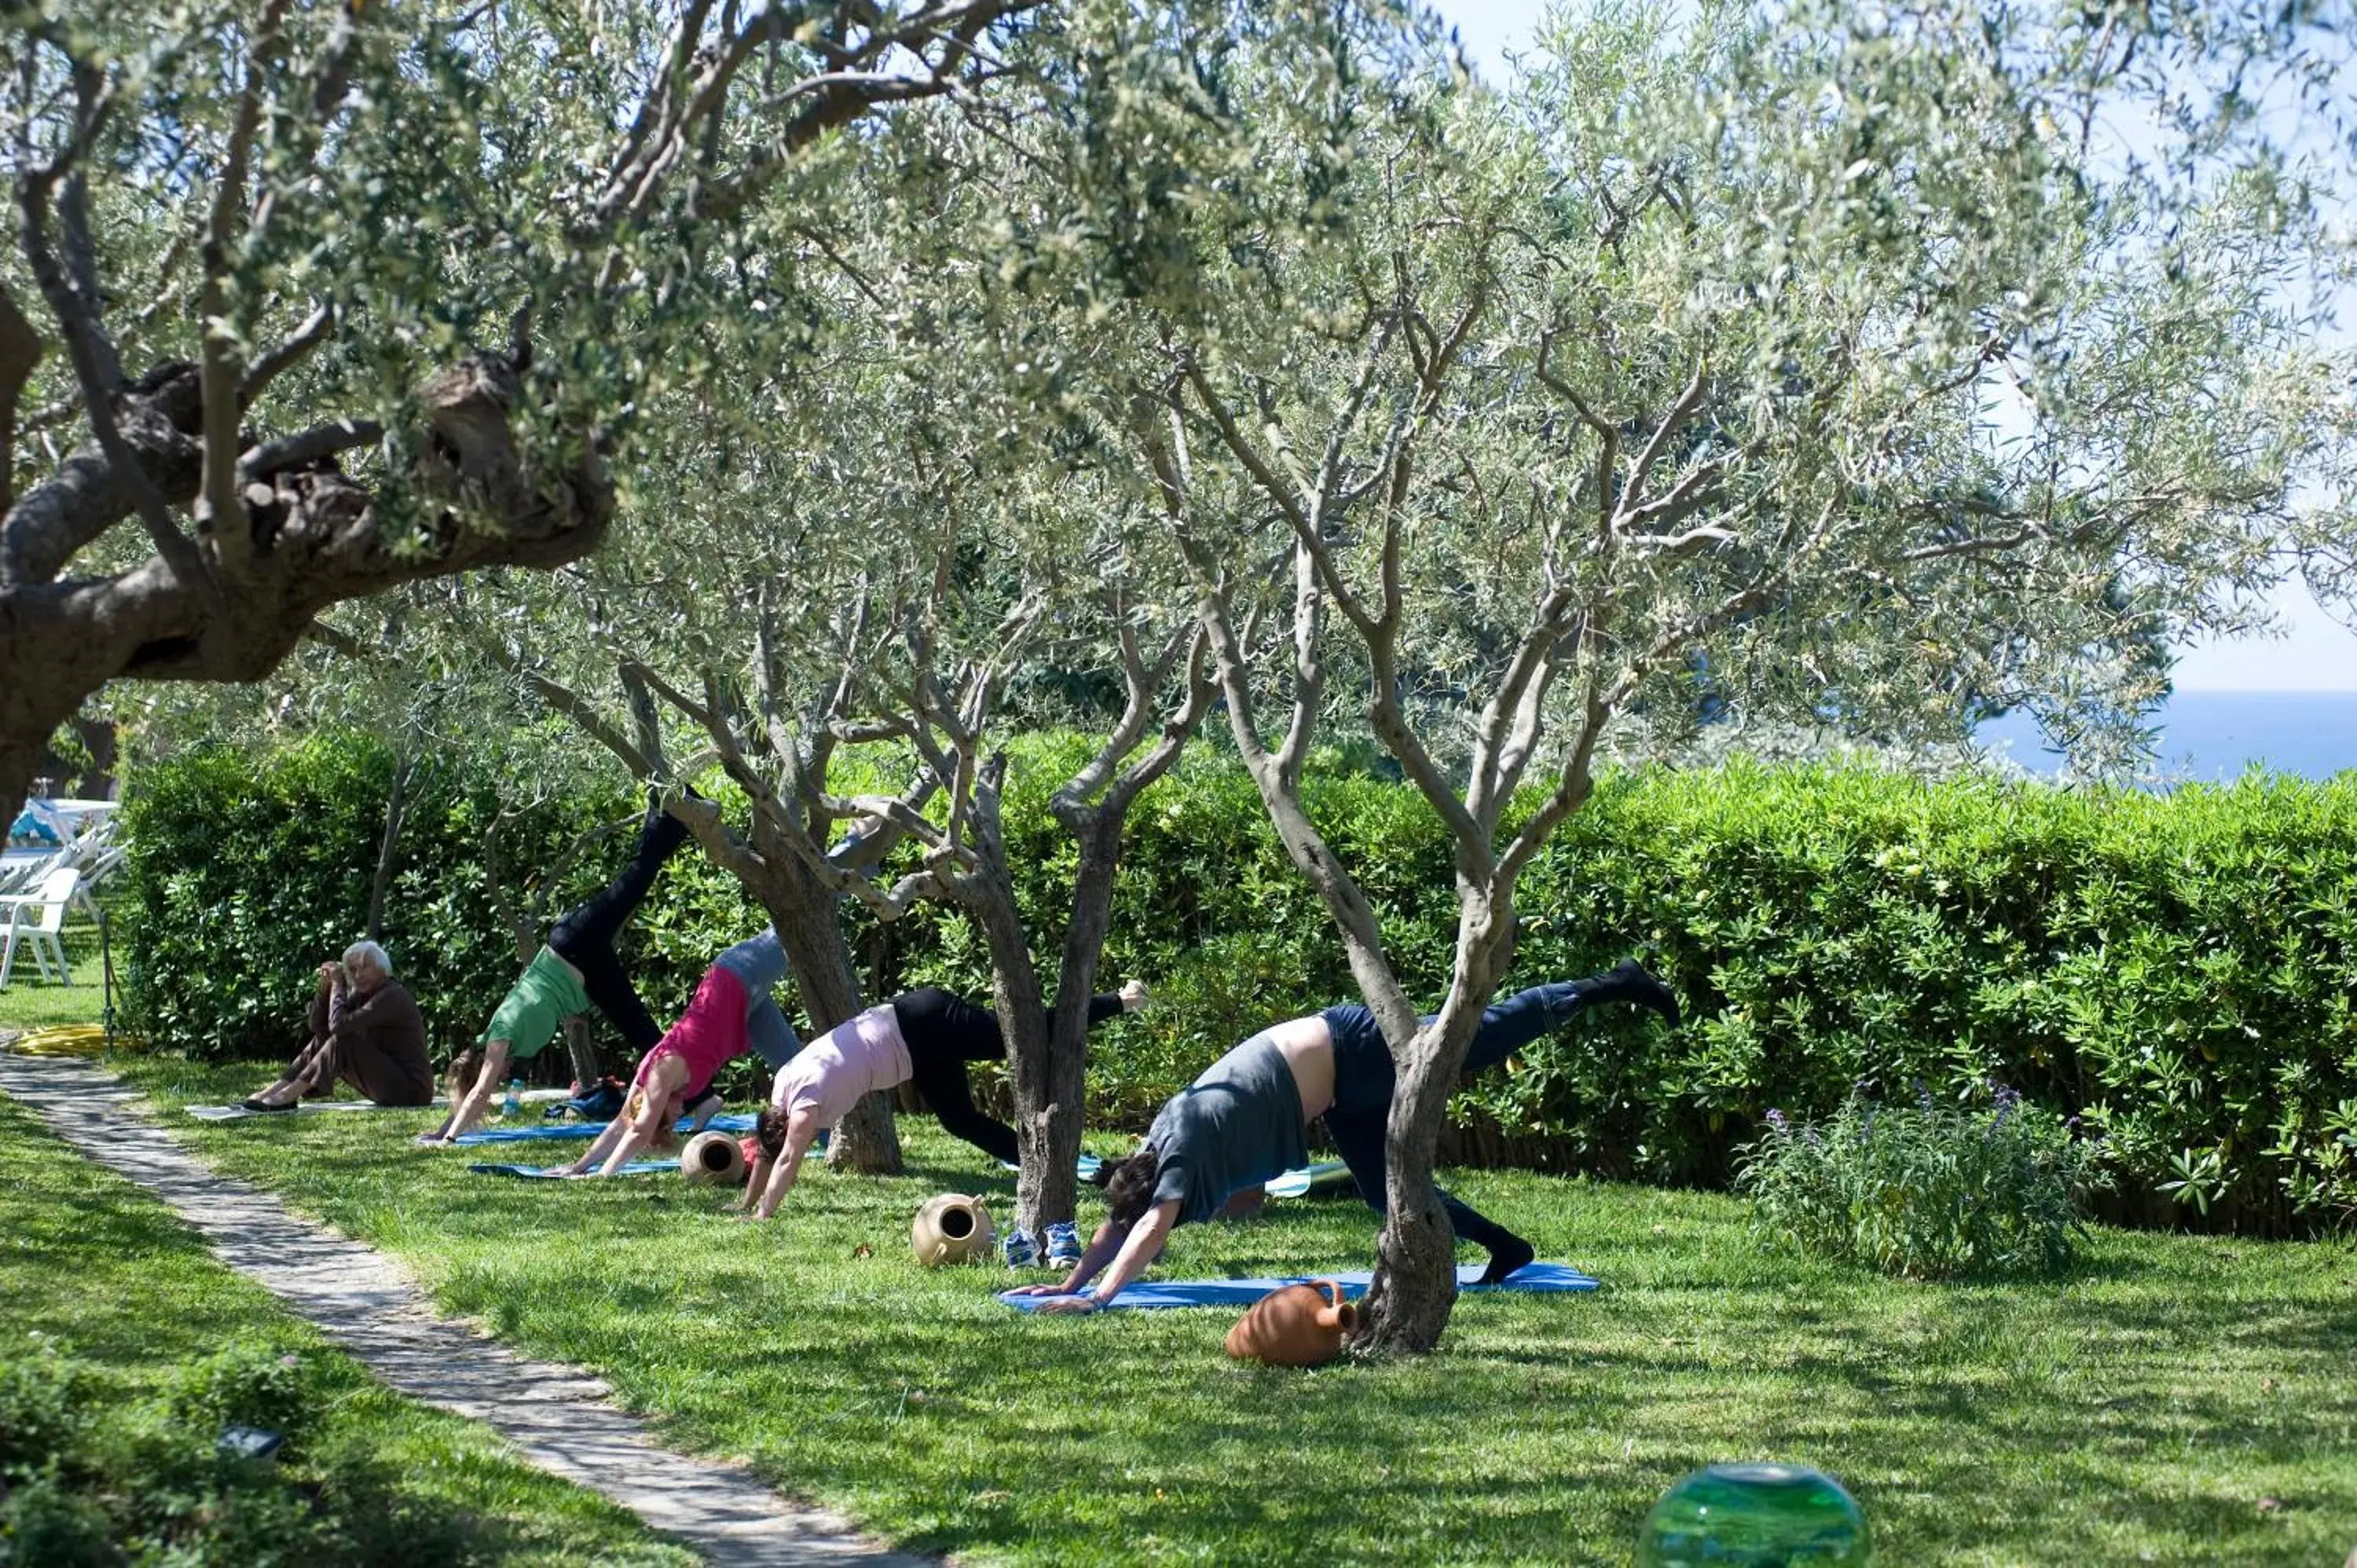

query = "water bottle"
[{"left": 500, "top": 1077, "right": 522, "bottom": 1120}]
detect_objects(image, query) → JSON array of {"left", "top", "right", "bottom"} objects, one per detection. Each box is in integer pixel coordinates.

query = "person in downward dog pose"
[
  {"left": 1010, "top": 960, "right": 1681, "bottom": 1313},
  {"left": 569, "top": 927, "right": 805, "bottom": 1176},
  {"left": 741, "top": 980, "right": 1150, "bottom": 1221},
  {"left": 421, "top": 798, "right": 698, "bottom": 1145}
]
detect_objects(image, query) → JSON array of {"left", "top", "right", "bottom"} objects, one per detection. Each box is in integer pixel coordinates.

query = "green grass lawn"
[
  {"left": 0, "top": 1090, "right": 696, "bottom": 1567},
  {"left": 88, "top": 1054, "right": 2357, "bottom": 1566},
  {"left": 0, "top": 924, "right": 112, "bottom": 1034}
]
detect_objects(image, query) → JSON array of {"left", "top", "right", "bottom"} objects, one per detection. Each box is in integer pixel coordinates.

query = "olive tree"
[
  {"left": 445, "top": 276, "right": 1214, "bottom": 1212},
  {"left": 1120, "top": 0, "right": 2355, "bottom": 1350},
  {"left": 0, "top": 0, "right": 1038, "bottom": 824}
]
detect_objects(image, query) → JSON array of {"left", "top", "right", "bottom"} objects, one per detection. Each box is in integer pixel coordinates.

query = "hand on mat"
[
  {"left": 413, "top": 1132, "right": 453, "bottom": 1148},
  {"left": 1033, "top": 1295, "right": 1100, "bottom": 1313}
]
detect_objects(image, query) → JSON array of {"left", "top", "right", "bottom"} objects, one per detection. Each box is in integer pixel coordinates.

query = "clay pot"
[
  {"left": 1224, "top": 1280, "right": 1357, "bottom": 1367},
  {"left": 680, "top": 1130, "right": 746, "bottom": 1186},
  {"left": 911, "top": 1193, "right": 995, "bottom": 1266}
]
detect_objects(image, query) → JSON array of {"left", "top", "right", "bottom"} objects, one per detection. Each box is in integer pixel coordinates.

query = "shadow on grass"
[{"left": 97, "top": 1054, "right": 2357, "bottom": 1567}]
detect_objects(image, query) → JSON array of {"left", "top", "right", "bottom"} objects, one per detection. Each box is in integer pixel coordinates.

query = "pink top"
[
  {"left": 637, "top": 965, "right": 750, "bottom": 1094},
  {"left": 769, "top": 1004, "right": 912, "bottom": 1130}
]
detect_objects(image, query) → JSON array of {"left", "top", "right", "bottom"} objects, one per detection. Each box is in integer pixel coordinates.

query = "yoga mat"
[
  {"left": 999, "top": 1261, "right": 1600, "bottom": 1313},
  {"left": 188, "top": 1088, "right": 572, "bottom": 1122},
  {"left": 468, "top": 1160, "right": 676, "bottom": 1179},
  {"left": 999, "top": 1152, "right": 1106, "bottom": 1179},
  {"left": 1263, "top": 1160, "right": 1353, "bottom": 1199},
  {"left": 453, "top": 1112, "right": 756, "bottom": 1146},
  {"left": 991, "top": 1156, "right": 1348, "bottom": 1196}
]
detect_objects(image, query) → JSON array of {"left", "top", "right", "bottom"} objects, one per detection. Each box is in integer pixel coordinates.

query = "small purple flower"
[
  {"left": 1913, "top": 1078, "right": 1934, "bottom": 1112},
  {"left": 1766, "top": 1108, "right": 1790, "bottom": 1134}
]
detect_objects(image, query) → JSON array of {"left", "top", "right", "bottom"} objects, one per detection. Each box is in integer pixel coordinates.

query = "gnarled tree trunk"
[{"left": 962, "top": 774, "right": 1067, "bottom": 1237}]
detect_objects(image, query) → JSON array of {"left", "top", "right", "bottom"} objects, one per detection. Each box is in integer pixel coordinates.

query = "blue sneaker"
[
  {"left": 1043, "top": 1221, "right": 1083, "bottom": 1269},
  {"left": 1001, "top": 1228, "right": 1039, "bottom": 1269}
]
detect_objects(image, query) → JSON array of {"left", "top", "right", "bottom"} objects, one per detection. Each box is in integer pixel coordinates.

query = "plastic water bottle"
[{"left": 500, "top": 1077, "right": 522, "bottom": 1120}]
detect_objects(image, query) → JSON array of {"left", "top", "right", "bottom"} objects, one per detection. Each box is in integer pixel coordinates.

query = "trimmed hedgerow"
[
  {"left": 115, "top": 735, "right": 768, "bottom": 1073},
  {"left": 119, "top": 735, "right": 2357, "bottom": 1233}
]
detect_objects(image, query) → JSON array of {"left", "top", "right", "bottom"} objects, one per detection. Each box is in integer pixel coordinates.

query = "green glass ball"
[{"left": 1636, "top": 1463, "right": 1872, "bottom": 1566}]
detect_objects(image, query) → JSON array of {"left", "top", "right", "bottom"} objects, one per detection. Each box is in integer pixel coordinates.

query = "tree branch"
[
  {"left": 240, "top": 302, "right": 334, "bottom": 404},
  {"left": 200, "top": 0, "right": 292, "bottom": 573},
  {"left": 0, "top": 284, "right": 40, "bottom": 519},
  {"left": 238, "top": 418, "right": 381, "bottom": 482}
]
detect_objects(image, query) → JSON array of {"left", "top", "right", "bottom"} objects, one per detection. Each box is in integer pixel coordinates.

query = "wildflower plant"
[{"left": 1737, "top": 1085, "right": 2113, "bottom": 1278}]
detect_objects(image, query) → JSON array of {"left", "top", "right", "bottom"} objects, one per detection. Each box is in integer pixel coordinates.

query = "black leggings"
[
  {"left": 889, "top": 986, "right": 1127, "bottom": 1164},
  {"left": 547, "top": 804, "right": 691, "bottom": 1052},
  {"left": 1316, "top": 980, "right": 1587, "bottom": 1256}
]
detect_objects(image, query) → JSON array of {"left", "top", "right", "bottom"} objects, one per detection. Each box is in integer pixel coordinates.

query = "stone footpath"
[{"left": 0, "top": 1050, "right": 927, "bottom": 1568}]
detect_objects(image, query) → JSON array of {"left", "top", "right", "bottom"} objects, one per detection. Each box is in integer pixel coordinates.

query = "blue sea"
[{"left": 1977, "top": 691, "right": 2357, "bottom": 782}]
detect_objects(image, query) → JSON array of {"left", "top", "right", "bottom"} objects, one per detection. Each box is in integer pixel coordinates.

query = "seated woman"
[
  {"left": 740, "top": 980, "right": 1150, "bottom": 1221},
  {"left": 563, "top": 927, "right": 805, "bottom": 1177},
  {"left": 421, "top": 797, "right": 695, "bottom": 1145},
  {"left": 240, "top": 940, "right": 433, "bottom": 1110},
  {"left": 1010, "top": 960, "right": 1680, "bottom": 1313}
]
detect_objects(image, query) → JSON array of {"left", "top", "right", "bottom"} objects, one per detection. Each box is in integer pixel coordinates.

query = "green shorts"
[{"left": 479, "top": 945, "right": 590, "bottom": 1060}]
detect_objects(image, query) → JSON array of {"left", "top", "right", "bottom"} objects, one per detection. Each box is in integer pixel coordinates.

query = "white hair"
[{"left": 342, "top": 940, "right": 393, "bottom": 976}]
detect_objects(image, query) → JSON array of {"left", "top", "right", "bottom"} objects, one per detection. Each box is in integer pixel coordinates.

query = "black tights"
[
  {"left": 889, "top": 986, "right": 1127, "bottom": 1165},
  {"left": 546, "top": 804, "right": 691, "bottom": 1052}
]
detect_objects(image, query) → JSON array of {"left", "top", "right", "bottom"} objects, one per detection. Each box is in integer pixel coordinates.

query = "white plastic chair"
[
  {"left": 69, "top": 843, "right": 125, "bottom": 920},
  {"left": 0, "top": 866, "right": 82, "bottom": 987}
]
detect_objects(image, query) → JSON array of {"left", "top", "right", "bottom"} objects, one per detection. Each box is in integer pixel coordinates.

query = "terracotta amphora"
[
  {"left": 680, "top": 1130, "right": 746, "bottom": 1185},
  {"left": 1224, "top": 1280, "right": 1357, "bottom": 1367}
]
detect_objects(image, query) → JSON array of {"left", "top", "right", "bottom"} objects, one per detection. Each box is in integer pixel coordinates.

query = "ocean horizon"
[{"left": 1977, "top": 689, "right": 2357, "bottom": 783}]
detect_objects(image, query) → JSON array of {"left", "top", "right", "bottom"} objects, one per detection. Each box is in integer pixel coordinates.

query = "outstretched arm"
[
  {"left": 423, "top": 1038, "right": 510, "bottom": 1143},
  {"left": 1032, "top": 1200, "right": 1178, "bottom": 1312},
  {"left": 1084, "top": 980, "right": 1151, "bottom": 1028},
  {"left": 594, "top": 1060, "right": 685, "bottom": 1175},
  {"left": 736, "top": 1149, "right": 774, "bottom": 1214},
  {"left": 748, "top": 1107, "right": 825, "bottom": 1220},
  {"left": 559, "top": 1104, "right": 640, "bottom": 1175}
]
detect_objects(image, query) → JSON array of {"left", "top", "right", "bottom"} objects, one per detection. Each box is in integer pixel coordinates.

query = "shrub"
[
  {"left": 0, "top": 1341, "right": 401, "bottom": 1568},
  {"left": 170, "top": 1344, "right": 321, "bottom": 1454},
  {"left": 119, "top": 735, "right": 763, "bottom": 1074},
  {"left": 119, "top": 734, "right": 2357, "bottom": 1233},
  {"left": 1737, "top": 1086, "right": 2113, "bottom": 1278}
]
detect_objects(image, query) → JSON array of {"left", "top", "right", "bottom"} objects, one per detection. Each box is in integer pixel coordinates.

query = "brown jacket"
[{"left": 307, "top": 978, "right": 434, "bottom": 1106}]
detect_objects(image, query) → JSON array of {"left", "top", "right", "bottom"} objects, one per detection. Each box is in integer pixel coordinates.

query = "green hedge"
[
  {"left": 121, "top": 735, "right": 2357, "bottom": 1233},
  {"left": 117, "top": 736, "right": 769, "bottom": 1085}
]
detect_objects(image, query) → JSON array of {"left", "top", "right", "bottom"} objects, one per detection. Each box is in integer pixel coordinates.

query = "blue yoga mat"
[
  {"left": 998, "top": 1261, "right": 1600, "bottom": 1313},
  {"left": 998, "top": 1152, "right": 1106, "bottom": 1178},
  {"left": 992, "top": 1156, "right": 1349, "bottom": 1196},
  {"left": 1263, "top": 1161, "right": 1353, "bottom": 1199},
  {"left": 453, "top": 1113, "right": 757, "bottom": 1146},
  {"left": 468, "top": 1160, "right": 676, "bottom": 1179}
]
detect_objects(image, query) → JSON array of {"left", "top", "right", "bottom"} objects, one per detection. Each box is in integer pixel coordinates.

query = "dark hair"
[
  {"left": 1091, "top": 1145, "right": 1160, "bottom": 1229},
  {"left": 755, "top": 1105, "right": 791, "bottom": 1159}
]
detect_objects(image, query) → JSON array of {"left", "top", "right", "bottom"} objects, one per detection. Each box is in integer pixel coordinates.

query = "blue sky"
[{"left": 1429, "top": 0, "right": 2357, "bottom": 692}]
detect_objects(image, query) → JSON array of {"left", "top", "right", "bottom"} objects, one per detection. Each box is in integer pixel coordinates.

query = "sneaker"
[
  {"left": 1001, "top": 1228, "right": 1039, "bottom": 1269},
  {"left": 1043, "top": 1221, "right": 1083, "bottom": 1269}
]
